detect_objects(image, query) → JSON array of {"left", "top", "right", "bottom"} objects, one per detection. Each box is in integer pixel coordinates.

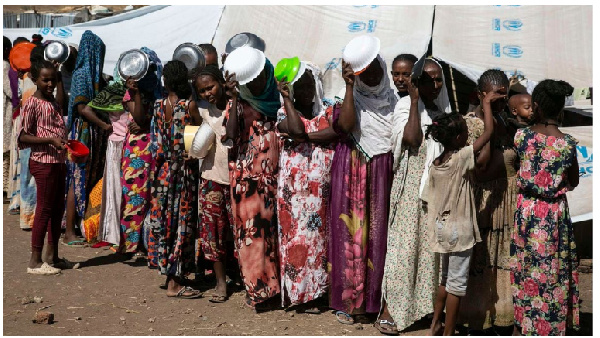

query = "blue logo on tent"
[
  {"left": 51, "top": 27, "right": 73, "bottom": 38},
  {"left": 367, "top": 20, "right": 377, "bottom": 32},
  {"left": 502, "top": 45, "right": 523, "bottom": 58},
  {"left": 492, "top": 43, "right": 501, "bottom": 57},
  {"left": 493, "top": 18, "right": 501, "bottom": 30},
  {"left": 38, "top": 27, "right": 51, "bottom": 35},
  {"left": 503, "top": 19, "right": 523, "bottom": 31},
  {"left": 325, "top": 58, "right": 342, "bottom": 71},
  {"left": 348, "top": 21, "right": 367, "bottom": 32},
  {"left": 353, "top": 5, "right": 378, "bottom": 8}
]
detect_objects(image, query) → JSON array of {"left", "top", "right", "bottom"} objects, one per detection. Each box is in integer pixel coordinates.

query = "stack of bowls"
[{"left": 184, "top": 124, "right": 215, "bottom": 159}]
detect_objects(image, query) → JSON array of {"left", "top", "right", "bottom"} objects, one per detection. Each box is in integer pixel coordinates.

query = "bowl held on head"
[
  {"left": 342, "top": 35, "right": 380, "bottom": 75},
  {"left": 65, "top": 140, "right": 90, "bottom": 164},
  {"left": 44, "top": 40, "right": 70, "bottom": 64},
  {"left": 184, "top": 124, "right": 215, "bottom": 159},
  {"left": 9, "top": 42, "right": 36, "bottom": 71},
  {"left": 117, "top": 49, "right": 150, "bottom": 81},
  {"left": 411, "top": 52, "right": 428, "bottom": 81},
  {"left": 225, "top": 32, "right": 266, "bottom": 54},
  {"left": 223, "top": 46, "right": 266, "bottom": 86},
  {"left": 274, "top": 57, "right": 306, "bottom": 85},
  {"left": 172, "top": 43, "right": 206, "bottom": 76}
]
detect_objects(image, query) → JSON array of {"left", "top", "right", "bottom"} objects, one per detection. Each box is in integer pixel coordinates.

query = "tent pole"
[{"left": 449, "top": 65, "right": 459, "bottom": 113}]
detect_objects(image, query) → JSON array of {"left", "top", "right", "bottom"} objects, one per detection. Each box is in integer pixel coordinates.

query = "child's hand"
[
  {"left": 482, "top": 90, "right": 507, "bottom": 104},
  {"left": 128, "top": 120, "right": 142, "bottom": 134},
  {"left": 126, "top": 77, "right": 139, "bottom": 94},
  {"left": 50, "top": 138, "right": 66, "bottom": 150}
]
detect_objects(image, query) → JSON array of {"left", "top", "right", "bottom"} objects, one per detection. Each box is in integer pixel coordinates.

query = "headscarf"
[
  {"left": 277, "top": 62, "right": 326, "bottom": 125},
  {"left": 391, "top": 57, "right": 451, "bottom": 197},
  {"left": 138, "top": 46, "right": 163, "bottom": 101},
  {"left": 238, "top": 58, "right": 280, "bottom": 118},
  {"left": 67, "top": 30, "right": 105, "bottom": 128},
  {"left": 88, "top": 63, "right": 126, "bottom": 113},
  {"left": 350, "top": 55, "right": 398, "bottom": 158}
]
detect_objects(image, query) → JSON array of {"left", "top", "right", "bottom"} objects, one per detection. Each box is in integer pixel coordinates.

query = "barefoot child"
[
  {"left": 510, "top": 80, "right": 580, "bottom": 335},
  {"left": 19, "top": 60, "right": 75, "bottom": 275},
  {"left": 423, "top": 90, "right": 504, "bottom": 335}
]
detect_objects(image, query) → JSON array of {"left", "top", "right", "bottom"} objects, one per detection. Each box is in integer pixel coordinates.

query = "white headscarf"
[
  {"left": 277, "top": 61, "right": 326, "bottom": 124},
  {"left": 391, "top": 58, "right": 451, "bottom": 197},
  {"left": 350, "top": 55, "right": 398, "bottom": 158}
]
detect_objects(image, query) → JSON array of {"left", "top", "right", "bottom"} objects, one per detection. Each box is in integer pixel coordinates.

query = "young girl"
[
  {"left": 18, "top": 60, "right": 75, "bottom": 275},
  {"left": 511, "top": 80, "right": 579, "bottom": 336},
  {"left": 423, "top": 90, "right": 503, "bottom": 335}
]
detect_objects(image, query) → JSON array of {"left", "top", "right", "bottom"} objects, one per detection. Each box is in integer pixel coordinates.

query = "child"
[
  {"left": 423, "top": 89, "right": 504, "bottom": 335},
  {"left": 511, "top": 80, "right": 579, "bottom": 336},
  {"left": 18, "top": 60, "right": 76, "bottom": 275},
  {"left": 508, "top": 93, "right": 534, "bottom": 126}
]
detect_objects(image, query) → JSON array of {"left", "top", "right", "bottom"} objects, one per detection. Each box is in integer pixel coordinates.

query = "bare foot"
[{"left": 430, "top": 320, "right": 443, "bottom": 336}]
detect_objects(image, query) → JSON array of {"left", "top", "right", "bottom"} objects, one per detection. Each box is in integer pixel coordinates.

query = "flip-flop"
[
  {"left": 207, "top": 288, "right": 228, "bottom": 303},
  {"left": 303, "top": 307, "right": 322, "bottom": 314},
  {"left": 374, "top": 319, "right": 399, "bottom": 335},
  {"left": 61, "top": 240, "right": 88, "bottom": 247},
  {"left": 335, "top": 311, "right": 354, "bottom": 325},
  {"left": 167, "top": 286, "right": 203, "bottom": 299}
]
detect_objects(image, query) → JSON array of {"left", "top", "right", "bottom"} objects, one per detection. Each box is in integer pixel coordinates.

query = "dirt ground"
[{"left": 2, "top": 204, "right": 593, "bottom": 336}]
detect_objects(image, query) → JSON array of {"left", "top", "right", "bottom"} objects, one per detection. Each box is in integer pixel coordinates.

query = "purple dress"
[{"left": 327, "top": 103, "right": 393, "bottom": 314}]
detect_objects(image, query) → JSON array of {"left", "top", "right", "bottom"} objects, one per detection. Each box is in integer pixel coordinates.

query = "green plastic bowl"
[{"left": 274, "top": 56, "right": 301, "bottom": 82}]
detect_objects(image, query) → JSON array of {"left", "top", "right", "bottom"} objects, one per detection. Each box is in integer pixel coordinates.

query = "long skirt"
[
  {"left": 19, "top": 148, "right": 36, "bottom": 230},
  {"left": 8, "top": 115, "right": 21, "bottom": 213},
  {"left": 327, "top": 143, "right": 393, "bottom": 315},
  {"left": 120, "top": 133, "right": 153, "bottom": 253},
  {"left": 197, "top": 178, "right": 232, "bottom": 263},
  {"left": 98, "top": 140, "right": 124, "bottom": 246},
  {"left": 382, "top": 142, "right": 439, "bottom": 331}
]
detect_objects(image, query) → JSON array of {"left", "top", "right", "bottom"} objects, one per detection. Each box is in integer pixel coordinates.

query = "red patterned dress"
[{"left": 276, "top": 107, "right": 334, "bottom": 307}]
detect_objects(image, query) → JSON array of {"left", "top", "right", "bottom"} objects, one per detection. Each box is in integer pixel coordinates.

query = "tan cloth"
[
  {"left": 199, "top": 105, "right": 229, "bottom": 185},
  {"left": 423, "top": 145, "right": 481, "bottom": 253}
]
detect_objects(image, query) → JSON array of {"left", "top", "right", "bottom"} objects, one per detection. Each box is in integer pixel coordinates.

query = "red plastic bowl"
[{"left": 66, "top": 140, "right": 89, "bottom": 164}]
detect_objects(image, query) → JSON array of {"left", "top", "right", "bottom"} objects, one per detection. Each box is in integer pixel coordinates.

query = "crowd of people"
[{"left": 3, "top": 31, "right": 581, "bottom": 336}]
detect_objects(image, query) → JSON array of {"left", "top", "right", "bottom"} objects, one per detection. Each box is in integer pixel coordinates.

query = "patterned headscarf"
[
  {"left": 139, "top": 46, "right": 163, "bottom": 101},
  {"left": 67, "top": 30, "right": 105, "bottom": 128},
  {"left": 239, "top": 58, "right": 280, "bottom": 118},
  {"left": 87, "top": 63, "right": 126, "bottom": 113}
]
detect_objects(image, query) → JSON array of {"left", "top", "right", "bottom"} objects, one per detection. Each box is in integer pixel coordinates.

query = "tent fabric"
[
  {"left": 212, "top": 5, "right": 434, "bottom": 99},
  {"left": 432, "top": 5, "right": 593, "bottom": 88},
  {"left": 3, "top": 6, "right": 225, "bottom": 79},
  {"left": 560, "top": 126, "right": 593, "bottom": 223}
]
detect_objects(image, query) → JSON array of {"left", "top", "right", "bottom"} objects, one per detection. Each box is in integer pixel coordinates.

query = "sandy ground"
[{"left": 3, "top": 204, "right": 593, "bottom": 336}]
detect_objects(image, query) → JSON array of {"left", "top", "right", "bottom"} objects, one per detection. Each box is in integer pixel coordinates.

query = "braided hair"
[
  {"left": 392, "top": 53, "right": 418, "bottom": 65},
  {"left": 477, "top": 69, "right": 509, "bottom": 92},
  {"left": 425, "top": 111, "right": 464, "bottom": 148},
  {"left": 531, "top": 79, "right": 573, "bottom": 119},
  {"left": 192, "top": 64, "right": 225, "bottom": 84},
  {"left": 30, "top": 60, "right": 56, "bottom": 80},
  {"left": 163, "top": 60, "right": 191, "bottom": 99},
  {"left": 30, "top": 45, "right": 45, "bottom": 64}
]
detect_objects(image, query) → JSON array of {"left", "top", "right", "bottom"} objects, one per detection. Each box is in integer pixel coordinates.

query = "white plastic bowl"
[
  {"left": 184, "top": 124, "right": 216, "bottom": 159},
  {"left": 290, "top": 61, "right": 307, "bottom": 85},
  {"left": 342, "top": 35, "right": 380, "bottom": 74},
  {"left": 223, "top": 46, "right": 266, "bottom": 86}
]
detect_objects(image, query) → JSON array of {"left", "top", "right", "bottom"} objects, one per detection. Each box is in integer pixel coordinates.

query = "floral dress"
[
  {"left": 224, "top": 99, "right": 281, "bottom": 307},
  {"left": 147, "top": 99, "right": 198, "bottom": 277},
  {"left": 510, "top": 128, "right": 580, "bottom": 335},
  {"left": 276, "top": 107, "right": 335, "bottom": 307}
]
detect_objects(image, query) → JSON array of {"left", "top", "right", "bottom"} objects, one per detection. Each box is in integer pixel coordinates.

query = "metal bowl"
[
  {"left": 225, "top": 32, "right": 266, "bottom": 54},
  {"left": 172, "top": 43, "right": 205, "bottom": 75},
  {"left": 117, "top": 49, "right": 150, "bottom": 81},
  {"left": 44, "top": 40, "right": 70, "bottom": 64}
]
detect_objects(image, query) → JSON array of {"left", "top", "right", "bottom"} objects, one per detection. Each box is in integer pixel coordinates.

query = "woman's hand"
[
  {"left": 224, "top": 71, "right": 239, "bottom": 99},
  {"left": 341, "top": 60, "right": 355, "bottom": 87},
  {"left": 126, "top": 77, "right": 139, "bottom": 94},
  {"left": 128, "top": 120, "right": 141, "bottom": 134},
  {"left": 50, "top": 137, "right": 67, "bottom": 150},
  {"left": 407, "top": 77, "right": 419, "bottom": 102},
  {"left": 277, "top": 77, "right": 293, "bottom": 100},
  {"left": 102, "top": 122, "right": 113, "bottom": 135}
]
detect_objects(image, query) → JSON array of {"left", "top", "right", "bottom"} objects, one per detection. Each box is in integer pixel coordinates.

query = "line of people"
[{"left": 3, "top": 32, "right": 580, "bottom": 336}]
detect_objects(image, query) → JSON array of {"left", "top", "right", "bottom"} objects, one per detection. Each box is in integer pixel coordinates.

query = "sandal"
[
  {"left": 303, "top": 307, "right": 322, "bottom": 314},
  {"left": 208, "top": 288, "right": 228, "bottom": 303},
  {"left": 335, "top": 311, "right": 354, "bottom": 325},
  {"left": 52, "top": 258, "right": 80, "bottom": 270},
  {"left": 167, "top": 286, "right": 203, "bottom": 299},
  {"left": 61, "top": 240, "right": 88, "bottom": 248},
  {"left": 374, "top": 319, "right": 399, "bottom": 335},
  {"left": 27, "top": 262, "right": 61, "bottom": 275}
]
